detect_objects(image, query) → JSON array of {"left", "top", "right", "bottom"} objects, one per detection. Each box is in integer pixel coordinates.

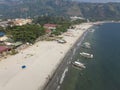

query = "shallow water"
[{"left": 60, "top": 23, "right": 120, "bottom": 90}]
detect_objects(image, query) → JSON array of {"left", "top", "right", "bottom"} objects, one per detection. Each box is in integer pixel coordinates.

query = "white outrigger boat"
[
  {"left": 82, "top": 42, "right": 91, "bottom": 49},
  {"left": 72, "top": 61, "right": 86, "bottom": 69},
  {"left": 80, "top": 52, "right": 93, "bottom": 59}
]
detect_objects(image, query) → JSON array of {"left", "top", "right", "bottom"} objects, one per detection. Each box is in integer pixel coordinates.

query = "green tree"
[{"left": 7, "top": 24, "right": 45, "bottom": 43}]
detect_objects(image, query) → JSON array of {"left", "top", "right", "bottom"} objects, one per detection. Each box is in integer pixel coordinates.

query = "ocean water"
[{"left": 60, "top": 23, "right": 120, "bottom": 90}]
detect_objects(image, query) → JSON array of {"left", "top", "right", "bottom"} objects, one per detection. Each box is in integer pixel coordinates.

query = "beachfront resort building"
[
  {"left": 0, "top": 35, "right": 8, "bottom": 42},
  {"left": 0, "top": 32, "right": 8, "bottom": 42},
  {"left": 0, "top": 46, "right": 11, "bottom": 57},
  {"left": 70, "top": 16, "right": 85, "bottom": 21},
  {"left": 44, "top": 24, "right": 58, "bottom": 35},
  {"left": 9, "top": 18, "right": 32, "bottom": 26},
  {"left": 0, "top": 21, "right": 9, "bottom": 27},
  {"left": 44, "top": 24, "right": 57, "bottom": 30}
]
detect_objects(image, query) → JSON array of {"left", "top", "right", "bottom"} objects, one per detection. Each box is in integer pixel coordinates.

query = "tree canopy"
[{"left": 6, "top": 24, "right": 45, "bottom": 43}]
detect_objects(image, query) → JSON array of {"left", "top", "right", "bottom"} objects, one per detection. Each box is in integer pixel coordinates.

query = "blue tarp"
[
  {"left": 21, "top": 65, "right": 26, "bottom": 69},
  {"left": 0, "top": 32, "right": 5, "bottom": 37}
]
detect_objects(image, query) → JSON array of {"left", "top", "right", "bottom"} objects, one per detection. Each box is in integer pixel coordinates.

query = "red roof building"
[
  {"left": 44, "top": 24, "right": 57, "bottom": 30},
  {"left": 0, "top": 46, "right": 10, "bottom": 53}
]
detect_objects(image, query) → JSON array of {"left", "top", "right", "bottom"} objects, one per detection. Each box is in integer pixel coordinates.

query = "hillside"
[
  {"left": 79, "top": 3, "right": 120, "bottom": 20},
  {"left": 0, "top": 0, "right": 79, "bottom": 18},
  {"left": 0, "top": 0, "right": 120, "bottom": 20}
]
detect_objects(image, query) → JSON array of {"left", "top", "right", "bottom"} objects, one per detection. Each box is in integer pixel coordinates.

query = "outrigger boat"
[
  {"left": 72, "top": 61, "right": 86, "bottom": 69},
  {"left": 80, "top": 52, "right": 93, "bottom": 59}
]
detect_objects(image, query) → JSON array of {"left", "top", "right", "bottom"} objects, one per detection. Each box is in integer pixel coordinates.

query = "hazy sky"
[{"left": 74, "top": 0, "right": 120, "bottom": 3}]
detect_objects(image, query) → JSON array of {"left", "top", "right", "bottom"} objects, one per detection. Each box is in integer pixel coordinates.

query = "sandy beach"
[{"left": 0, "top": 23, "right": 93, "bottom": 90}]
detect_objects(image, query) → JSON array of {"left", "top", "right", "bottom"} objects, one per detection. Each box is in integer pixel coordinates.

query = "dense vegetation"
[
  {"left": 1, "top": 0, "right": 120, "bottom": 20},
  {"left": 34, "top": 16, "right": 72, "bottom": 35},
  {"left": 0, "top": 16, "right": 86, "bottom": 43},
  {"left": 79, "top": 3, "right": 120, "bottom": 21},
  {"left": 5, "top": 24, "right": 45, "bottom": 43},
  {"left": 33, "top": 16, "right": 69, "bottom": 25},
  {"left": 33, "top": 16, "right": 86, "bottom": 35}
]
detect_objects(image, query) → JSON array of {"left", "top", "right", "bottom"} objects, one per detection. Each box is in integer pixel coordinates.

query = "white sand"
[{"left": 0, "top": 23, "right": 93, "bottom": 90}]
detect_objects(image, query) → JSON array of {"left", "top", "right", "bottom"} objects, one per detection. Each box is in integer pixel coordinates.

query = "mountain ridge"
[{"left": 0, "top": 0, "right": 120, "bottom": 20}]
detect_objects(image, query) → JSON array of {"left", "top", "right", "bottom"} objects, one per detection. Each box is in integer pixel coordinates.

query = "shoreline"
[
  {"left": 0, "top": 22, "right": 94, "bottom": 90},
  {"left": 43, "top": 26, "right": 90, "bottom": 90},
  {"left": 57, "top": 22, "right": 120, "bottom": 90},
  {"left": 42, "top": 23, "right": 94, "bottom": 90}
]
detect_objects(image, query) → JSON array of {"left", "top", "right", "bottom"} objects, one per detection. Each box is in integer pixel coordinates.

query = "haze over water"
[{"left": 60, "top": 23, "right": 120, "bottom": 90}]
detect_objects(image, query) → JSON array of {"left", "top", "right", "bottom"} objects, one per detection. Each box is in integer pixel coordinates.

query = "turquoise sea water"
[{"left": 60, "top": 23, "right": 120, "bottom": 90}]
